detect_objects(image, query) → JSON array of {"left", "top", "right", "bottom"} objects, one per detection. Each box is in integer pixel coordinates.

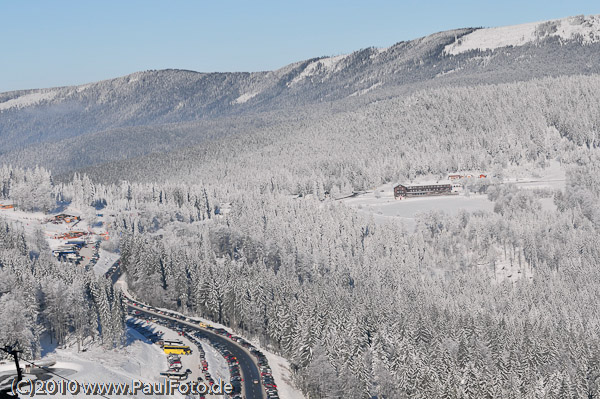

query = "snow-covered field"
[
  {"left": 343, "top": 183, "right": 494, "bottom": 230},
  {"left": 232, "top": 91, "right": 259, "bottom": 104},
  {"left": 505, "top": 160, "right": 566, "bottom": 190},
  {"left": 344, "top": 162, "right": 565, "bottom": 230},
  {"left": 288, "top": 54, "right": 348, "bottom": 86},
  {"left": 445, "top": 14, "right": 600, "bottom": 55},
  {"left": 53, "top": 329, "right": 166, "bottom": 386},
  {"left": 492, "top": 254, "right": 534, "bottom": 284},
  {"left": 198, "top": 340, "right": 230, "bottom": 383},
  {"left": 0, "top": 202, "right": 46, "bottom": 235},
  {"left": 0, "top": 328, "right": 168, "bottom": 398},
  {"left": 0, "top": 90, "right": 58, "bottom": 111}
]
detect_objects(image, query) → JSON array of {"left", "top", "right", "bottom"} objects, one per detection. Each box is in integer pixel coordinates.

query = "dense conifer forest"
[
  {"left": 3, "top": 72, "right": 600, "bottom": 396},
  {"left": 3, "top": 15, "right": 600, "bottom": 397}
]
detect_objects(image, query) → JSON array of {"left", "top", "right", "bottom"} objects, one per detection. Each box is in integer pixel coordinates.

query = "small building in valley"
[{"left": 394, "top": 183, "right": 454, "bottom": 199}]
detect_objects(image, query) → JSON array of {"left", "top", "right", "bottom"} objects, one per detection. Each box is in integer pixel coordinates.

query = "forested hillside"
[
  {"left": 0, "top": 169, "right": 126, "bottom": 356},
  {"left": 115, "top": 161, "right": 600, "bottom": 398},
  {"left": 2, "top": 16, "right": 600, "bottom": 172},
  {"left": 3, "top": 13, "right": 600, "bottom": 399},
  {"left": 3, "top": 73, "right": 600, "bottom": 397},
  {"left": 82, "top": 75, "right": 600, "bottom": 194},
  {"left": 4, "top": 149, "right": 600, "bottom": 397}
]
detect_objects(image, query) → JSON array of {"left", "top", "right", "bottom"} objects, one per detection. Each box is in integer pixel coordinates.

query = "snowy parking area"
[
  {"left": 94, "top": 249, "right": 120, "bottom": 275},
  {"left": 140, "top": 319, "right": 202, "bottom": 384},
  {"left": 0, "top": 329, "right": 167, "bottom": 397}
]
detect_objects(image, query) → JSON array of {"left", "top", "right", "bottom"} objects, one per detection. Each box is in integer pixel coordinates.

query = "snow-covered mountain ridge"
[
  {"left": 444, "top": 14, "right": 600, "bottom": 55},
  {"left": 2, "top": 14, "right": 600, "bottom": 173}
]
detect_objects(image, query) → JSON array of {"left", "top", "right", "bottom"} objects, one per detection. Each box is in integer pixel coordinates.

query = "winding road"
[
  {"left": 127, "top": 305, "right": 265, "bottom": 399},
  {"left": 106, "top": 261, "right": 267, "bottom": 399}
]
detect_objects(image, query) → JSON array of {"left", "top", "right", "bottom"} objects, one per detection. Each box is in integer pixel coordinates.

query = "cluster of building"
[
  {"left": 448, "top": 174, "right": 487, "bottom": 180},
  {"left": 53, "top": 230, "right": 87, "bottom": 240},
  {"left": 52, "top": 239, "right": 87, "bottom": 263},
  {"left": 394, "top": 173, "right": 488, "bottom": 199},
  {"left": 48, "top": 213, "right": 80, "bottom": 224}
]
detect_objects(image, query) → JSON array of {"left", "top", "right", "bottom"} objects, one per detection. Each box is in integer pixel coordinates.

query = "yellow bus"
[{"left": 163, "top": 345, "right": 192, "bottom": 355}]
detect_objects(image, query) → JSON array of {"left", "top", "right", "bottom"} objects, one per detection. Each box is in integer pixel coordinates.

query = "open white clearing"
[
  {"left": 198, "top": 339, "right": 230, "bottom": 383},
  {"left": 0, "top": 329, "right": 169, "bottom": 399},
  {"left": 444, "top": 14, "right": 600, "bottom": 55},
  {"left": 343, "top": 183, "right": 493, "bottom": 230}
]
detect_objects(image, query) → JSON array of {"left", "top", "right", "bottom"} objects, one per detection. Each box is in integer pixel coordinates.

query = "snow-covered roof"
[{"left": 395, "top": 181, "right": 450, "bottom": 187}]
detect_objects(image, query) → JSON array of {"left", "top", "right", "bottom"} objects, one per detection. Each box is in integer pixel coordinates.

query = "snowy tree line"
[
  {"left": 95, "top": 154, "right": 600, "bottom": 398},
  {"left": 0, "top": 165, "right": 55, "bottom": 211},
  {"left": 4, "top": 72, "right": 600, "bottom": 397},
  {"left": 17, "top": 74, "right": 596, "bottom": 398},
  {"left": 80, "top": 75, "right": 600, "bottom": 198}
]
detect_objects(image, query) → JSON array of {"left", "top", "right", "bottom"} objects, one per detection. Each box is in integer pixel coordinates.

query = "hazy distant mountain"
[{"left": 1, "top": 14, "right": 600, "bottom": 173}]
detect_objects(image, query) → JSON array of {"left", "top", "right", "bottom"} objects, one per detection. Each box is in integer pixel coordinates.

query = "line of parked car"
[
  {"left": 103, "top": 258, "right": 120, "bottom": 279},
  {"left": 250, "top": 348, "right": 279, "bottom": 399},
  {"left": 128, "top": 313, "right": 194, "bottom": 383},
  {"left": 88, "top": 239, "right": 101, "bottom": 268},
  {"left": 187, "top": 329, "right": 242, "bottom": 397},
  {"left": 210, "top": 331, "right": 279, "bottom": 399},
  {"left": 124, "top": 295, "right": 279, "bottom": 398},
  {"left": 165, "top": 351, "right": 192, "bottom": 378}
]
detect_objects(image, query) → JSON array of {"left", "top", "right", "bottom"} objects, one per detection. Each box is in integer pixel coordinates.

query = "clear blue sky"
[{"left": 0, "top": 0, "right": 598, "bottom": 92}]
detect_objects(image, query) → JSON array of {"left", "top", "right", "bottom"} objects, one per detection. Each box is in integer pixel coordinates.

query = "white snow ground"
[
  {"left": 0, "top": 328, "right": 168, "bottom": 399},
  {"left": 504, "top": 160, "right": 566, "bottom": 190},
  {"left": 0, "top": 203, "right": 46, "bottom": 236},
  {"left": 232, "top": 91, "right": 259, "bottom": 104},
  {"left": 343, "top": 184, "right": 494, "bottom": 230},
  {"left": 198, "top": 340, "right": 230, "bottom": 383},
  {"left": 492, "top": 254, "right": 534, "bottom": 284},
  {"left": 444, "top": 14, "right": 600, "bottom": 55},
  {"left": 0, "top": 90, "right": 58, "bottom": 111},
  {"left": 54, "top": 329, "right": 166, "bottom": 387},
  {"left": 94, "top": 249, "right": 120, "bottom": 275},
  {"left": 288, "top": 54, "right": 348, "bottom": 86}
]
